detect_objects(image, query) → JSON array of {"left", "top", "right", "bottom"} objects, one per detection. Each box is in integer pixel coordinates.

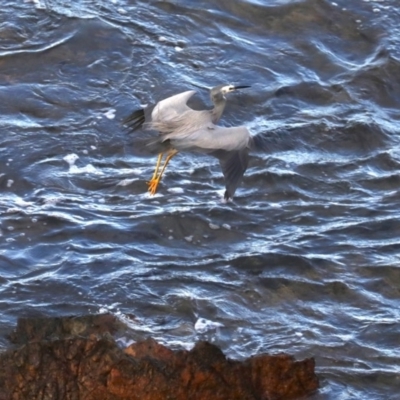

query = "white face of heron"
[{"left": 220, "top": 85, "right": 235, "bottom": 95}]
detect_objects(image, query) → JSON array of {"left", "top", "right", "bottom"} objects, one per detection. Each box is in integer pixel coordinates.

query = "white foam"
[
  {"left": 69, "top": 164, "right": 104, "bottom": 175},
  {"left": 269, "top": 203, "right": 282, "bottom": 208},
  {"left": 6, "top": 208, "right": 21, "bottom": 214},
  {"left": 63, "top": 153, "right": 79, "bottom": 166},
  {"left": 117, "top": 178, "right": 135, "bottom": 186},
  {"left": 104, "top": 109, "right": 116, "bottom": 119},
  {"left": 28, "top": 0, "right": 46, "bottom": 9},
  {"left": 44, "top": 197, "right": 61, "bottom": 206},
  {"left": 129, "top": 168, "right": 143, "bottom": 175},
  {"left": 194, "top": 318, "right": 223, "bottom": 333},
  {"left": 167, "top": 187, "right": 184, "bottom": 194},
  {"left": 145, "top": 192, "right": 163, "bottom": 199},
  {"left": 63, "top": 154, "right": 104, "bottom": 175}
]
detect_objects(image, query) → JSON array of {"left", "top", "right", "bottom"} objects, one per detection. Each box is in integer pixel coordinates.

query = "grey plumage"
[{"left": 123, "top": 84, "right": 252, "bottom": 200}]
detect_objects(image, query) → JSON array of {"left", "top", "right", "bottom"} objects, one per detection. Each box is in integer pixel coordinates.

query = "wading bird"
[{"left": 123, "top": 84, "right": 252, "bottom": 200}]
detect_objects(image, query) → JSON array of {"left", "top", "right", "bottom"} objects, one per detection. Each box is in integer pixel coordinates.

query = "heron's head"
[{"left": 210, "top": 84, "right": 250, "bottom": 102}]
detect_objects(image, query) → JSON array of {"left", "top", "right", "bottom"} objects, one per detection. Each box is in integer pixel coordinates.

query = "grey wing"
[
  {"left": 123, "top": 90, "right": 196, "bottom": 133},
  {"left": 151, "top": 90, "right": 197, "bottom": 122},
  {"left": 167, "top": 125, "right": 250, "bottom": 152},
  {"left": 211, "top": 148, "right": 249, "bottom": 200}
]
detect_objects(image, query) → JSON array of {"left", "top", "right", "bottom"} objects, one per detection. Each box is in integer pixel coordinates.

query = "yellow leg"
[
  {"left": 151, "top": 153, "right": 163, "bottom": 181},
  {"left": 147, "top": 150, "right": 178, "bottom": 195},
  {"left": 157, "top": 149, "right": 178, "bottom": 181},
  {"left": 147, "top": 153, "right": 163, "bottom": 194}
]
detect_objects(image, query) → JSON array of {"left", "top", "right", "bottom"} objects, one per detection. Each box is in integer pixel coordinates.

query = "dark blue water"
[{"left": 1, "top": 1, "right": 400, "bottom": 398}]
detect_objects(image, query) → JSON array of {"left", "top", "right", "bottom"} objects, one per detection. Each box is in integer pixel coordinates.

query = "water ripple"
[{"left": 1, "top": 1, "right": 400, "bottom": 399}]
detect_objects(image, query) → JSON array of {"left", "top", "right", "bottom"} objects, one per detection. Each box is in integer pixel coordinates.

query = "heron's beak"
[{"left": 233, "top": 85, "right": 251, "bottom": 90}]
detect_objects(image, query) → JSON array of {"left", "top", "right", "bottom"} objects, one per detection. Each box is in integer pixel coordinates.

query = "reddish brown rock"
[
  {"left": 0, "top": 314, "right": 319, "bottom": 400},
  {"left": 8, "top": 313, "right": 126, "bottom": 344}
]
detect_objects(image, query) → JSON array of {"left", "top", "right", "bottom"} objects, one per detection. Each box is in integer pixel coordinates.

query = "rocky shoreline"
[{"left": 0, "top": 314, "right": 319, "bottom": 399}]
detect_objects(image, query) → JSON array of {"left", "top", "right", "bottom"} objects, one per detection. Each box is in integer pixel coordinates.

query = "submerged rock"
[{"left": 0, "top": 314, "right": 319, "bottom": 400}]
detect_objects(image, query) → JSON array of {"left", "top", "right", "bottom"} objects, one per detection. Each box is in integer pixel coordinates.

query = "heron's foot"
[{"left": 147, "top": 178, "right": 160, "bottom": 195}]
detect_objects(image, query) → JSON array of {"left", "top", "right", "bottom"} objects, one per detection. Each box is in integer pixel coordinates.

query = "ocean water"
[{"left": 1, "top": 0, "right": 400, "bottom": 398}]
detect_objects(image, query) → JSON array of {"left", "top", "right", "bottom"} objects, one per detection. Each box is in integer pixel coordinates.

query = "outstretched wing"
[
  {"left": 167, "top": 125, "right": 250, "bottom": 152},
  {"left": 211, "top": 148, "right": 249, "bottom": 200},
  {"left": 123, "top": 90, "right": 197, "bottom": 133},
  {"left": 151, "top": 90, "right": 197, "bottom": 122},
  {"left": 165, "top": 124, "right": 250, "bottom": 199}
]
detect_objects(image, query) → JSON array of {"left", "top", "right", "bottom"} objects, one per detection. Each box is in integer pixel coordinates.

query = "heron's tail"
[{"left": 122, "top": 109, "right": 145, "bottom": 132}]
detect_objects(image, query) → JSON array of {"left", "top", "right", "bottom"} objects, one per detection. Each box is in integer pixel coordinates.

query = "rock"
[
  {"left": 8, "top": 313, "right": 126, "bottom": 344},
  {"left": 0, "top": 314, "right": 319, "bottom": 400}
]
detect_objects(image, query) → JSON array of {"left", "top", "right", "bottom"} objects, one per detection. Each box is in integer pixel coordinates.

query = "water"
[{"left": 1, "top": 0, "right": 400, "bottom": 398}]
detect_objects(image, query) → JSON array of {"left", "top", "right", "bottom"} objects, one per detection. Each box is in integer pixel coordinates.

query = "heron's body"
[{"left": 123, "top": 84, "right": 252, "bottom": 199}]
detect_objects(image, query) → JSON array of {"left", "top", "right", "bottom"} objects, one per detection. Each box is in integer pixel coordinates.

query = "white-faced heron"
[{"left": 123, "top": 84, "right": 253, "bottom": 200}]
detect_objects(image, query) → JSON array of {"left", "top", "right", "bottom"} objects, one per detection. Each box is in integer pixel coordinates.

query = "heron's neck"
[{"left": 211, "top": 98, "right": 226, "bottom": 123}]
